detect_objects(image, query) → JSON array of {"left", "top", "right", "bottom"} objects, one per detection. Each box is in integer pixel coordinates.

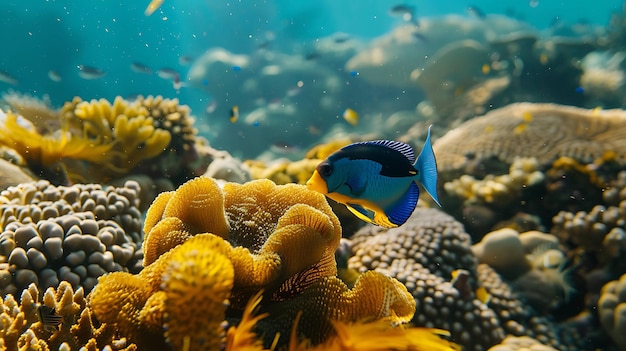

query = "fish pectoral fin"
[
  {"left": 383, "top": 181, "right": 419, "bottom": 227},
  {"left": 416, "top": 125, "right": 441, "bottom": 206},
  {"left": 347, "top": 203, "right": 398, "bottom": 228},
  {"left": 345, "top": 203, "right": 376, "bottom": 225},
  {"left": 345, "top": 175, "right": 367, "bottom": 196}
]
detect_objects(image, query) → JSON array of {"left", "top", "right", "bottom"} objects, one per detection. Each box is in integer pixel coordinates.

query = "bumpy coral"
[
  {"left": 346, "top": 208, "right": 582, "bottom": 350},
  {"left": 599, "top": 273, "right": 626, "bottom": 350},
  {"left": 551, "top": 170, "right": 626, "bottom": 265},
  {"left": 478, "top": 264, "right": 581, "bottom": 350},
  {"left": 444, "top": 157, "right": 544, "bottom": 207},
  {"left": 88, "top": 177, "right": 418, "bottom": 349},
  {"left": 0, "top": 281, "right": 136, "bottom": 351},
  {"left": 0, "top": 180, "right": 143, "bottom": 296},
  {"left": 487, "top": 336, "right": 558, "bottom": 351},
  {"left": 347, "top": 208, "right": 502, "bottom": 350},
  {"left": 433, "top": 103, "right": 626, "bottom": 177},
  {"left": 349, "top": 208, "right": 476, "bottom": 281}
]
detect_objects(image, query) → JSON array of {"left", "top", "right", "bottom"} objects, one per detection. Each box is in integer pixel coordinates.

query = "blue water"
[{"left": 0, "top": 0, "right": 623, "bottom": 157}]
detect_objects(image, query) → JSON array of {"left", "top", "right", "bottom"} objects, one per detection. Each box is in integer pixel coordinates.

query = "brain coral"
[
  {"left": 89, "top": 177, "right": 421, "bottom": 350},
  {"left": 433, "top": 103, "right": 626, "bottom": 176},
  {"left": 0, "top": 180, "right": 143, "bottom": 296}
]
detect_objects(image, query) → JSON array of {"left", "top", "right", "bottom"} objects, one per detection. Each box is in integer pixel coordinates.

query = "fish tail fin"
[{"left": 415, "top": 125, "right": 441, "bottom": 206}]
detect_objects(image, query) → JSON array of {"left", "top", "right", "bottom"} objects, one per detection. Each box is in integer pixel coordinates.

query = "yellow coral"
[
  {"left": 0, "top": 111, "right": 115, "bottom": 167},
  {"left": 161, "top": 176, "right": 230, "bottom": 238},
  {"left": 161, "top": 234, "right": 235, "bottom": 351},
  {"left": 89, "top": 177, "right": 436, "bottom": 349}
]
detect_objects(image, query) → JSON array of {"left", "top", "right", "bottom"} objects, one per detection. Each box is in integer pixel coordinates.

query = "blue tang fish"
[{"left": 306, "top": 126, "right": 440, "bottom": 228}]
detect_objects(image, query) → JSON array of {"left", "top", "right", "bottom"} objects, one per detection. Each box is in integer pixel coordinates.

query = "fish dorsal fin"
[
  {"left": 415, "top": 126, "right": 441, "bottom": 206},
  {"left": 354, "top": 140, "right": 415, "bottom": 164}
]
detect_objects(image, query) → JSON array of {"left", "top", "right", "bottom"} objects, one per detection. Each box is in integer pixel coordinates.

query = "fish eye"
[{"left": 318, "top": 162, "right": 333, "bottom": 176}]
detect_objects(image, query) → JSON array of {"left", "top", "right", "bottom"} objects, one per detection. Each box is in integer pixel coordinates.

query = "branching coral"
[
  {"left": 0, "top": 95, "right": 204, "bottom": 184},
  {"left": 88, "top": 177, "right": 422, "bottom": 350},
  {"left": 61, "top": 96, "right": 172, "bottom": 179},
  {"left": 0, "top": 281, "right": 136, "bottom": 351},
  {"left": 0, "top": 110, "right": 116, "bottom": 169}
]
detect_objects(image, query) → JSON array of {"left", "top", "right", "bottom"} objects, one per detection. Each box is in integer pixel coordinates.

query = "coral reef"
[
  {"left": 443, "top": 157, "right": 544, "bottom": 207},
  {"left": 0, "top": 281, "right": 136, "bottom": 351},
  {"left": 0, "top": 180, "right": 143, "bottom": 296},
  {"left": 346, "top": 208, "right": 581, "bottom": 350},
  {"left": 0, "top": 95, "right": 207, "bottom": 185},
  {"left": 433, "top": 103, "right": 626, "bottom": 178},
  {"left": 87, "top": 177, "right": 424, "bottom": 350}
]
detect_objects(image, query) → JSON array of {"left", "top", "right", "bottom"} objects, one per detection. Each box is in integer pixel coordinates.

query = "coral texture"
[
  {"left": 433, "top": 103, "right": 626, "bottom": 176},
  {"left": 88, "top": 177, "right": 418, "bottom": 350},
  {"left": 0, "top": 180, "right": 143, "bottom": 296},
  {"left": 347, "top": 208, "right": 580, "bottom": 351},
  {"left": 0, "top": 281, "right": 136, "bottom": 351}
]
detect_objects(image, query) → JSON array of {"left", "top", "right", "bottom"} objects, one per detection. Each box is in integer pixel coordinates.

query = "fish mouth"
[{"left": 306, "top": 170, "right": 328, "bottom": 194}]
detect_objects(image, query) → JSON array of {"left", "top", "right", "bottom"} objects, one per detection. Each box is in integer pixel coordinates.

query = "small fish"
[
  {"left": 451, "top": 269, "right": 491, "bottom": 304},
  {"left": 467, "top": 5, "right": 486, "bottom": 19},
  {"left": 333, "top": 33, "right": 351, "bottom": 44},
  {"left": 389, "top": 4, "right": 419, "bottom": 26},
  {"left": 306, "top": 126, "right": 440, "bottom": 228},
  {"left": 411, "top": 30, "right": 428, "bottom": 42},
  {"left": 481, "top": 63, "right": 490, "bottom": 75},
  {"left": 145, "top": 0, "right": 164, "bottom": 16},
  {"left": 0, "top": 70, "right": 18, "bottom": 85},
  {"left": 48, "top": 70, "right": 62, "bottom": 82},
  {"left": 77, "top": 65, "right": 106, "bottom": 80},
  {"left": 230, "top": 106, "right": 239, "bottom": 123},
  {"left": 549, "top": 16, "right": 562, "bottom": 29},
  {"left": 451, "top": 269, "right": 472, "bottom": 298},
  {"left": 37, "top": 305, "right": 63, "bottom": 332},
  {"left": 156, "top": 67, "right": 179, "bottom": 80},
  {"left": 131, "top": 62, "right": 153, "bottom": 74},
  {"left": 343, "top": 108, "right": 359, "bottom": 126},
  {"left": 178, "top": 55, "right": 194, "bottom": 66},
  {"left": 304, "top": 52, "right": 321, "bottom": 61},
  {"left": 270, "top": 141, "right": 301, "bottom": 154},
  {"left": 205, "top": 100, "right": 217, "bottom": 114}
]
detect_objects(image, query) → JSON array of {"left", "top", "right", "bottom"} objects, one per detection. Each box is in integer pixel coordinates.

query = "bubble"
[{"left": 529, "top": 0, "right": 539, "bottom": 8}]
